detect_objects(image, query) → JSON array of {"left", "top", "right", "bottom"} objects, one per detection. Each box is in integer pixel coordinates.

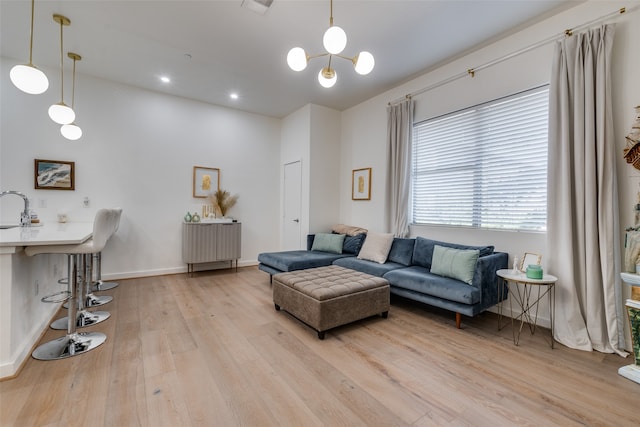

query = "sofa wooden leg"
[{"left": 456, "top": 312, "right": 462, "bottom": 329}]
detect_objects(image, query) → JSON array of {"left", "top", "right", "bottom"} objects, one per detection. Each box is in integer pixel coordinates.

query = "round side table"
[{"left": 496, "top": 269, "right": 558, "bottom": 348}]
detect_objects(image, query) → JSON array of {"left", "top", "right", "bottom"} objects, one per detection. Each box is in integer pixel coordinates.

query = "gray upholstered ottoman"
[{"left": 273, "top": 265, "right": 390, "bottom": 339}]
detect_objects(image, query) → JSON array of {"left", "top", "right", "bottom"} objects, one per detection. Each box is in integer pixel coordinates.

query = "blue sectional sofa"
[{"left": 258, "top": 234, "right": 508, "bottom": 328}]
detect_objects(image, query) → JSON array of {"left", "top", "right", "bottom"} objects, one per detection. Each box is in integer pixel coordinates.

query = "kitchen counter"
[
  {"left": 0, "top": 221, "right": 93, "bottom": 379},
  {"left": 0, "top": 222, "right": 93, "bottom": 248}
]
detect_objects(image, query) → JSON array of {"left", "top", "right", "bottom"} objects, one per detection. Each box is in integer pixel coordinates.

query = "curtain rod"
[{"left": 388, "top": 5, "right": 635, "bottom": 106}]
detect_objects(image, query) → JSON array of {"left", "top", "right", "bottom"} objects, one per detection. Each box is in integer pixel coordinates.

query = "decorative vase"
[
  {"left": 192, "top": 212, "right": 200, "bottom": 223},
  {"left": 184, "top": 212, "right": 192, "bottom": 223}
]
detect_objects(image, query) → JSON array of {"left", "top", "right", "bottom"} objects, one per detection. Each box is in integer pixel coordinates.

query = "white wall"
[
  {"left": 309, "top": 104, "right": 341, "bottom": 233},
  {"left": 340, "top": 1, "right": 640, "bottom": 328},
  {"left": 1, "top": 58, "right": 281, "bottom": 278},
  {"left": 279, "top": 103, "right": 341, "bottom": 249},
  {"left": 280, "top": 105, "right": 311, "bottom": 248}
]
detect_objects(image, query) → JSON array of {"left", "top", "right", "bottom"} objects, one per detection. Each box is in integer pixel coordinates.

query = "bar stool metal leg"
[
  {"left": 50, "top": 254, "right": 110, "bottom": 330},
  {"left": 84, "top": 252, "right": 113, "bottom": 306},
  {"left": 64, "top": 251, "right": 113, "bottom": 308},
  {"left": 32, "top": 255, "right": 107, "bottom": 360},
  {"left": 92, "top": 252, "right": 119, "bottom": 291}
]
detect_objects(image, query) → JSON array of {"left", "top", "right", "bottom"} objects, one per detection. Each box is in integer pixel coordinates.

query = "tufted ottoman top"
[{"left": 273, "top": 265, "right": 389, "bottom": 301}]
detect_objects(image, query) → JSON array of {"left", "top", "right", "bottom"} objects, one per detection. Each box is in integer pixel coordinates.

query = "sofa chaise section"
[{"left": 258, "top": 233, "right": 365, "bottom": 279}]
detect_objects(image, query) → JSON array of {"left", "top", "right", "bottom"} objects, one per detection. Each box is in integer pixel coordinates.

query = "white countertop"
[{"left": 0, "top": 222, "right": 93, "bottom": 247}]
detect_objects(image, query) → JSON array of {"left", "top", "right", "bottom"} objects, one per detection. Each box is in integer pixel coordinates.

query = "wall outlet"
[
  {"left": 38, "top": 198, "right": 47, "bottom": 208},
  {"left": 83, "top": 196, "right": 90, "bottom": 208}
]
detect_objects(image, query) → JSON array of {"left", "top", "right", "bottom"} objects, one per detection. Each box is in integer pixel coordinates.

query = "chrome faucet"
[{"left": 0, "top": 190, "right": 31, "bottom": 227}]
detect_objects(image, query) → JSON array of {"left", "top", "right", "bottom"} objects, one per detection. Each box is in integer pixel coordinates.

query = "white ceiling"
[{"left": 1, "top": 0, "right": 581, "bottom": 118}]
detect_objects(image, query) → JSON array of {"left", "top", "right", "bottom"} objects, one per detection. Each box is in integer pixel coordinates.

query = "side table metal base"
[{"left": 496, "top": 269, "right": 557, "bottom": 348}]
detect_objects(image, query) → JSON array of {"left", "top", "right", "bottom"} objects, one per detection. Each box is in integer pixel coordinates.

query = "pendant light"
[
  {"left": 48, "top": 14, "right": 75, "bottom": 125},
  {"left": 61, "top": 53, "right": 82, "bottom": 141},
  {"left": 9, "top": 0, "right": 49, "bottom": 94},
  {"left": 286, "top": 0, "right": 374, "bottom": 88}
]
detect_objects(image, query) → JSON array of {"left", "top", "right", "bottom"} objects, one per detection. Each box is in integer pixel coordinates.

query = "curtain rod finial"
[{"left": 467, "top": 69, "right": 475, "bottom": 78}]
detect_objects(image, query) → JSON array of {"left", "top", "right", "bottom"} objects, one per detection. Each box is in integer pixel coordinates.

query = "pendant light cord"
[
  {"left": 329, "top": 0, "right": 333, "bottom": 27},
  {"left": 58, "top": 20, "right": 64, "bottom": 102},
  {"left": 28, "top": 0, "right": 35, "bottom": 65},
  {"left": 70, "top": 57, "right": 76, "bottom": 109}
]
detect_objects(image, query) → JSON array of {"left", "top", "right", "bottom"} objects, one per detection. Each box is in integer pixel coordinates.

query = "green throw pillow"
[
  {"left": 311, "top": 233, "right": 345, "bottom": 254},
  {"left": 430, "top": 245, "right": 479, "bottom": 285}
]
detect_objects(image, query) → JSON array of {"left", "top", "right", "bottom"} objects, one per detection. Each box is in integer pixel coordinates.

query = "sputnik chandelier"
[{"left": 286, "top": 0, "right": 374, "bottom": 88}]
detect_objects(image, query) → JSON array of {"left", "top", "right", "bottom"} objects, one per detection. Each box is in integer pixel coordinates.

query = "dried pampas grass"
[{"left": 210, "top": 189, "right": 238, "bottom": 217}]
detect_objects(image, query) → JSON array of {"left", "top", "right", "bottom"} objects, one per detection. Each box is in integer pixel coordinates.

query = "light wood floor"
[{"left": 1, "top": 267, "right": 638, "bottom": 426}]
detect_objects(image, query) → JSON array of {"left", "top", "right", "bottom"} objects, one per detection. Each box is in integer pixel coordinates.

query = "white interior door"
[{"left": 283, "top": 161, "right": 302, "bottom": 250}]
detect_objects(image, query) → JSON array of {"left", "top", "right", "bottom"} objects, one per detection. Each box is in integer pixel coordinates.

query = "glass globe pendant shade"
[
  {"left": 10, "top": 64, "right": 49, "bottom": 94},
  {"left": 318, "top": 67, "right": 337, "bottom": 88},
  {"left": 323, "top": 26, "right": 347, "bottom": 55},
  {"left": 354, "top": 51, "right": 375, "bottom": 75},
  {"left": 61, "top": 122, "right": 82, "bottom": 140},
  {"left": 287, "top": 47, "right": 308, "bottom": 71},
  {"left": 48, "top": 102, "right": 75, "bottom": 125}
]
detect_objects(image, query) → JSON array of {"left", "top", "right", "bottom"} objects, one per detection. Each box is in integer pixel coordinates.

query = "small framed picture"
[
  {"left": 352, "top": 167, "right": 371, "bottom": 200},
  {"left": 193, "top": 166, "right": 219, "bottom": 198},
  {"left": 519, "top": 252, "right": 542, "bottom": 272},
  {"left": 34, "top": 159, "right": 75, "bottom": 190}
]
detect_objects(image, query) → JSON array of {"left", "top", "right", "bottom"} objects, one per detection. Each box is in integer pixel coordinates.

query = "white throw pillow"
[{"left": 357, "top": 231, "right": 394, "bottom": 264}]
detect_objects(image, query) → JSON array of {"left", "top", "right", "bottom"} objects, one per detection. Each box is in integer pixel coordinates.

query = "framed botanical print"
[
  {"left": 352, "top": 167, "right": 371, "bottom": 200},
  {"left": 193, "top": 166, "right": 220, "bottom": 198}
]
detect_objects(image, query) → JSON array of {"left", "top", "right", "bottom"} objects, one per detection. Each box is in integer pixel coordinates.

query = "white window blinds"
[{"left": 412, "top": 86, "right": 548, "bottom": 231}]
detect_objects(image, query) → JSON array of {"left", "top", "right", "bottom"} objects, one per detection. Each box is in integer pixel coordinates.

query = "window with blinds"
[{"left": 412, "top": 85, "right": 548, "bottom": 231}]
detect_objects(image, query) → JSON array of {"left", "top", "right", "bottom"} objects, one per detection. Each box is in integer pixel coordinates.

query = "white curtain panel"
[
  {"left": 547, "top": 24, "right": 626, "bottom": 355},
  {"left": 386, "top": 99, "right": 414, "bottom": 237}
]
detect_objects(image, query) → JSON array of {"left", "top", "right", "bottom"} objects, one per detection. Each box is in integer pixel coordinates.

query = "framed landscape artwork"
[
  {"left": 352, "top": 167, "right": 372, "bottom": 200},
  {"left": 34, "top": 159, "right": 75, "bottom": 190},
  {"left": 193, "top": 166, "right": 220, "bottom": 198}
]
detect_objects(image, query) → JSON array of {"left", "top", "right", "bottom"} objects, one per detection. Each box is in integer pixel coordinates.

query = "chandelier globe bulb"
[
  {"left": 287, "top": 47, "right": 308, "bottom": 71},
  {"left": 354, "top": 51, "right": 375, "bottom": 75},
  {"left": 318, "top": 67, "right": 337, "bottom": 88},
  {"left": 10, "top": 64, "right": 49, "bottom": 94},
  {"left": 61, "top": 123, "right": 82, "bottom": 140},
  {"left": 323, "top": 26, "right": 347, "bottom": 55},
  {"left": 48, "top": 102, "right": 75, "bottom": 125}
]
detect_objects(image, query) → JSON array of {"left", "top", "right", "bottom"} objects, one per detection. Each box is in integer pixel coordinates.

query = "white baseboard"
[{"left": 101, "top": 260, "right": 259, "bottom": 281}]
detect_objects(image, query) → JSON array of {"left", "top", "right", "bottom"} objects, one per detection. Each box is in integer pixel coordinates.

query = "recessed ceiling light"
[
  {"left": 160, "top": 76, "right": 170, "bottom": 83},
  {"left": 230, "top": 93, "right": 239, "bottom": 100}
]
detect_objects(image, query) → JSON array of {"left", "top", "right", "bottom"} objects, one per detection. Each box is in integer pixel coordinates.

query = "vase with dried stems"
[{"left": 209, "top": 189, "right": 238, "bottom": 218}]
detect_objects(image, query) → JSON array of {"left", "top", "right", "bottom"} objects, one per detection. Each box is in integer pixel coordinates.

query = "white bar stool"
[
  {"left": 25, "top": 208, "right": 121, "bottom": 360},
  {"left": 63, "top": 208, "right": 122, "bottom": 310},
  {"left": 92, "top": 209, "right": 122, "bottom": 292}
]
